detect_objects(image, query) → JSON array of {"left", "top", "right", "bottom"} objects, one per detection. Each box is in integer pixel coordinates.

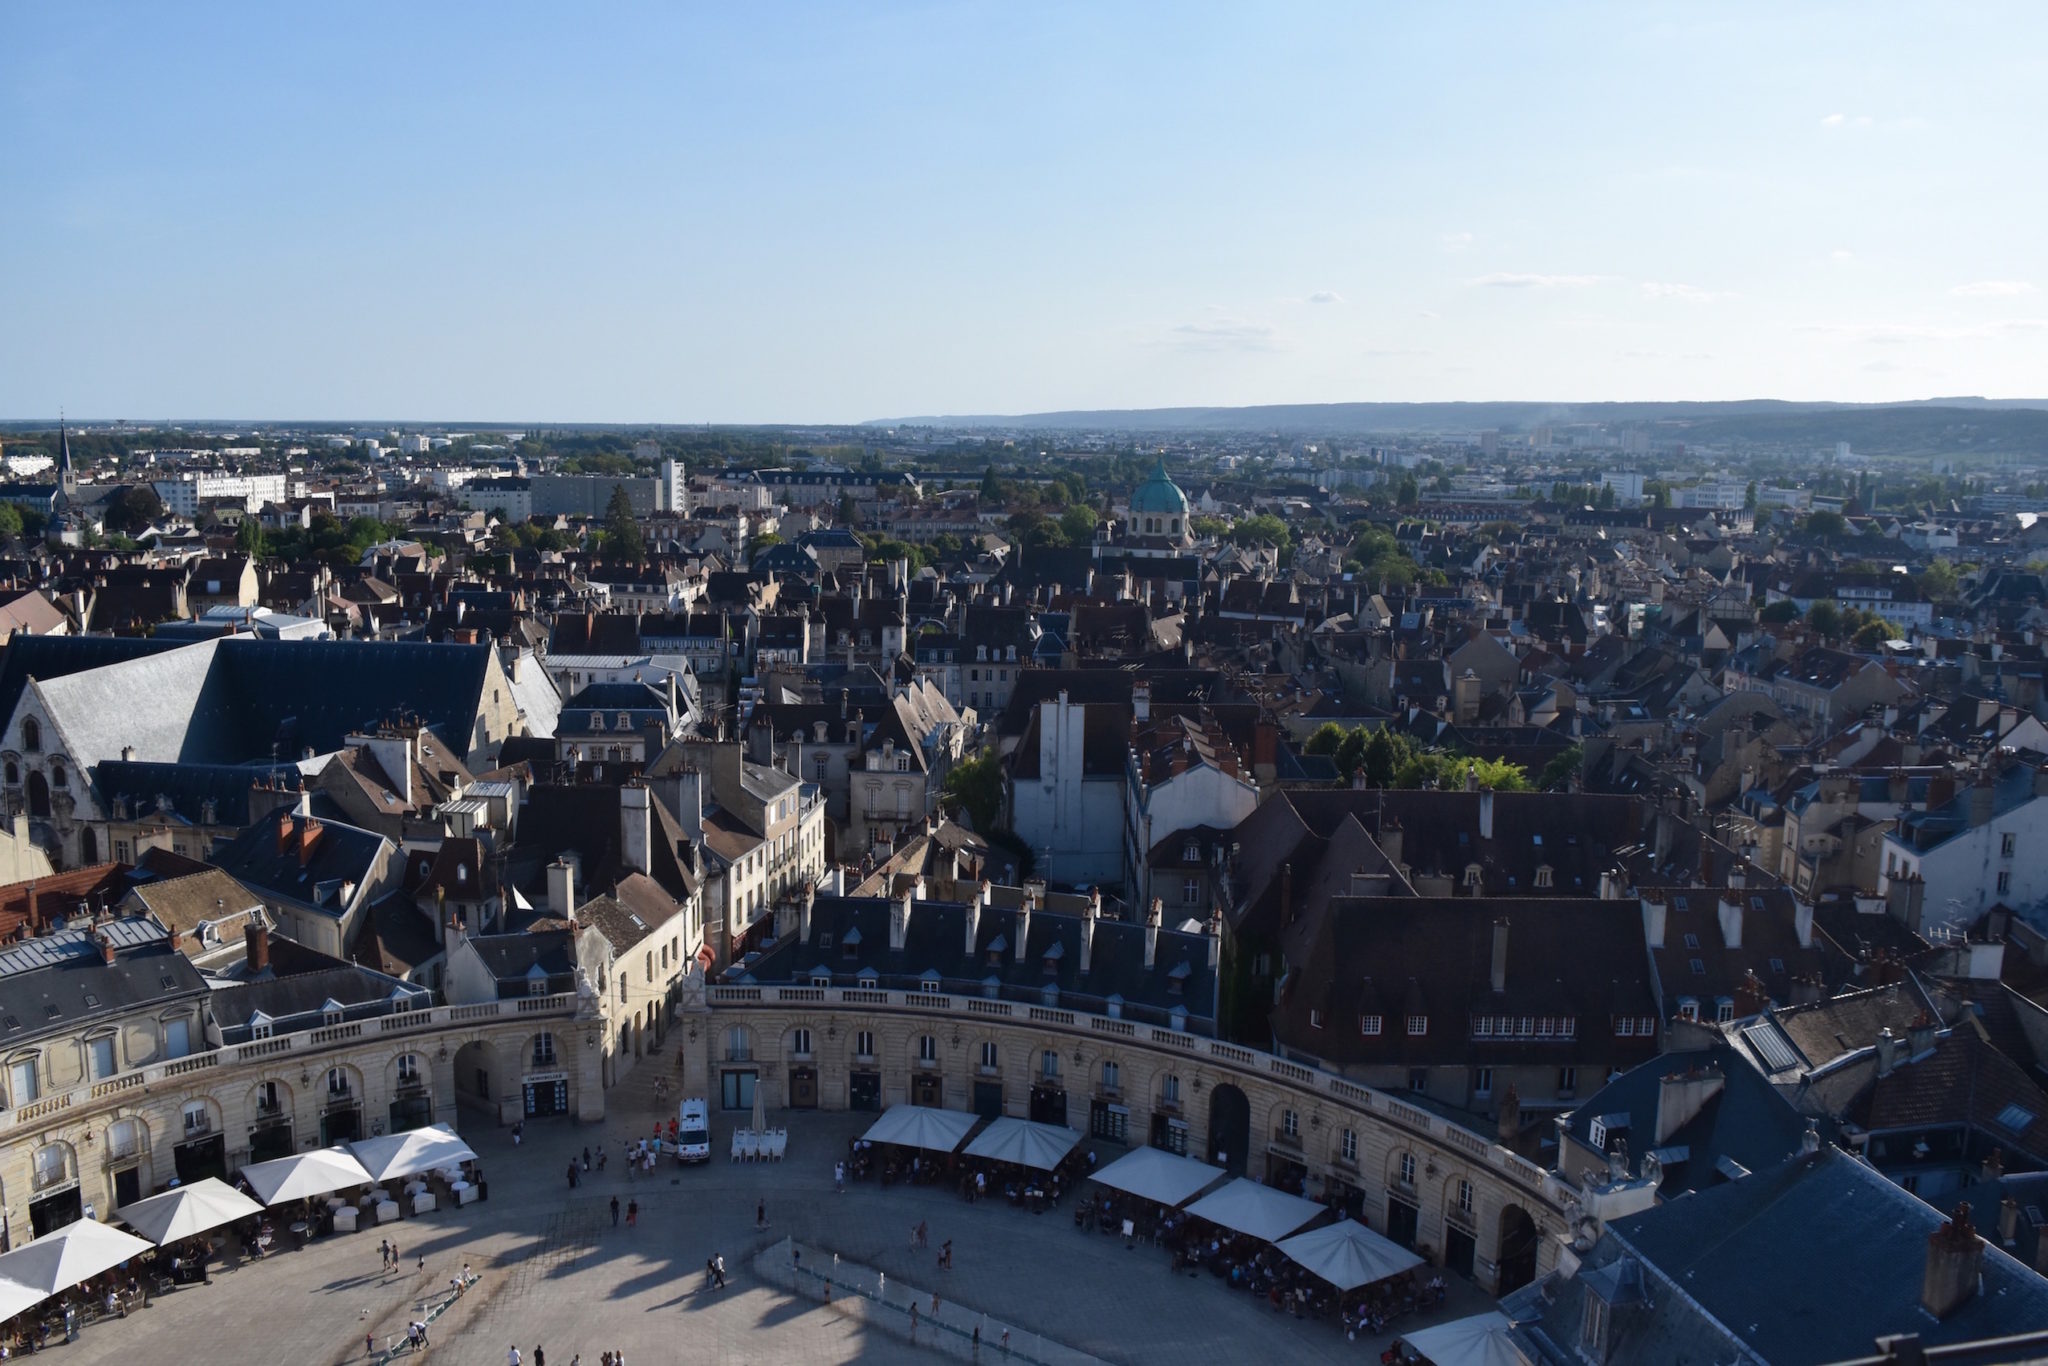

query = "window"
[
  {"left": 1406, "top": 1015, "right": 1428, "bottom": 1037},
  {"left": 1340, "top": 1128, "right": 1358, "bottom": 1164},
  {"left": 327, "top": 1067, "right": 351, "bottom": 1097},
  {"left": 20, "top": 718, "right": 39, "bottom": 753},
  {"left": 978, "top": 1041, "right": 998, "bottom": 1071},
  {"left": 1161, "top": 1073, "right": 1180, "bottom": 1106},
  {"left": 1040, "top": 1050, "right": 1060, "bottom": 1080},
  {"left": 1457, "top": 1179, "right": 1474, "bottom": 1215},
  {"left": 1183, "top": 878, "right": 1201, "bottom": 905},
  {"left": 724, "top": 1026, "right": 751, "bottom": 1061},
  {"left": 1281, "top": 1108, "right": 1299, "bottom": 1138},
  {"left": 917, "top": 1034, "right": 938, "bottom": 1065},
  {"left": 256, "top": 1081, "right": 281, "bottom": 1113},
  {"left": 1473, "top": 1067, "right": 1493, "bottom": 1099},
  {"left": 1183, "top": 839, "right": 1200, "bottom": 863},
  {"left": 2004, "top": 832, "right": 2018, "bottom": 858},
  {"left": 1534, "top": 864, "right": 1553, "bottom": 889},
  {"left": 1557, "top": 1067, "right": 1578, "bottom": 1096},
  {"left": 1682, "top": 932, "right": 1700, "bottom": 950},
  {"left": 1309, "top": 1009, "right": 1324, "bottom": 1030},
  {"left": 1101, "top": 1060, "right": 1119, "bottom": 1092},
  {"left": 1581, "top": 1294, "right": 1609, "bottom": 1354},
  {"left": 163, "top": 1017, "right": 190, "bottom": 1059},
  {"left": 855, "top": 1030, "right": 875, "bottom": 1060},
  {"left": 1617, "top": 1017, "right": 1636, "bottom": 1037},
  {"left": 397, "top": 1054, "right": 420, "bottom": 1084},
  {"left": 1399, "top": 1152, "right": 1416, "bottom": 1185},
  {"left": 1678, "top": 999, "right": 1699, "bottom": 1022},
  {"left": 532, "top": 1032, "right": 557, "bottom": 1067},
  {"left": 181, "top": 1100, "right": 211, "bottom": 1136},
  {"left": 2, "top": 763, "right": 13, "bottom": 787},
  {"left": 919, "top": 979, "right": 941, "bottom": 995},
  {"left": 89, "top": 1037, "right": 115, "bottom": 1081},
  {"left": 1689, "top": 958, "right": 1706, "bottom": 975},
  {"left": 1361, "top": 1015, "right": 1383, "bottom": 1036},
  {"left": 1464, "top": 863, "right": 1483, "bottom": 889},
  {"left": 1998, "top": 870, "right": 2012, "bottom": 895},
  {"left": 1408, "top": 1068, "right": 1427, "bottom": 1093},
  {"left": 530, "top": 973, "right": 550, "bottom": 997},
  {"left": 645, "top": 952, "right": 654, "bottom": 984},
  {"left": 896, "top": 755, "right": 910, "bottom": 773},
  {"left": 7, "top": 1058, "right": 36, "bottom": 1106},
  {"left": 790, "top": 1028, "right": 813, "bottom": 1058},
  {"left": 49, "top": 763, "right": 65, "bottom": 790},
  {"left": 250, "top": 1015, "right": 273, "bottom": 1040}
]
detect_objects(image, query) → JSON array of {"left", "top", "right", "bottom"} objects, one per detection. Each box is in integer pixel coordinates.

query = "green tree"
[
  {"left": 1538, "top": 744, "right": 1584, "bottom": 791},
  {"left": 1759, "top": 599, "right": 1800, "bottom": 624},
  {"left": 979, "top": 465, "right": 1003, "bottom": 505},
  {"left": 1395, "top": 753, "right": 1530, "bottom": 791},
  {"left": 1744, "top": 481, "right": 1759, "bottom": 511},
  {"left": 1806, "top": 601, "right": 1842, "bottom": 637},
  {"left": 604, "top": 485, "right": 645, "bottom": 561},
  {"left": 102, "top": 484, "right": 163, "bottom": 535},
  {"left": 1058, "top": 506, "right": 1097, "bottom": 545},
  {"left": 1804, "top": 510, "right": 1848, "bottom": 541},
  {"left": 1396, "top": 476, "right": 1420, "bottom": 508},
  {"left": 1597, "top": 483, "right": 1617, "bottom": 509},
  {"left": 234, "top": 518, "right": 265, "bottom": 558},
  {"left": 838, "top": 492, "right": 860, "bottom": 528},
  {"left": 745, "top": 532, "right": 783, "bottom": 561},
  {"left": 1303, "top": 722, "right": 1345, "bottom": 757},
  {"left": 1853, "top": 618, "right": 1901, "bottom": 649},
  {"left": 1229, "top": 513, "right": 1292, "bottom": 552},
  {"left": 1917, "top": 560, "right": 1959, "bottom": 601},
  {"left": 942, "top": 751, "right": 1005, "bottom": 834},
  {"left": 0, "top": 503, "right": 25, "bottom": 540}
]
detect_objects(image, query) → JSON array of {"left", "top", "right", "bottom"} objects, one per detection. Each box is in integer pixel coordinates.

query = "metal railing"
[
  {"left": 0, "top": 992, "right": 577, "bottom": 1136},
  {"left": 706, "top": 982, "right": 1572, "bottom": 1213}
]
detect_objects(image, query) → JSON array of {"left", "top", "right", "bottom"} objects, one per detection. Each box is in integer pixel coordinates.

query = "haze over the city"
[{"left": 5, "top": 2, "right": 2045, "bottom": 422}]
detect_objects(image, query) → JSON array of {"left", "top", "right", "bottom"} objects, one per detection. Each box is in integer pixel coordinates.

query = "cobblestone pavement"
[{"left": 54, "top": 1070, "right": 1496, "bottom": 1365}]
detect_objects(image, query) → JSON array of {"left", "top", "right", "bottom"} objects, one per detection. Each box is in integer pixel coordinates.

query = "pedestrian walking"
[
  {"left": 909, "top": 1223, "right": 918, "bottom": 1251},
  {"left": 365, "top": 1331, "right": 374, "bottom": 1357},
  {"left": 379, "top": 1239, "right": 390, "bottom": 1270},
  {"left": 909, "top": 1303, "right": 919, "bottom": 1340},
  {"left": 931, "top": 1291, "right": 941, "bottom": 1315},
  {"left": 705, "top": 1258, "right": 716, "bottom": 1292},
  {"left": 714, "top": 1253, "right": 726, "bottom": 1289},
  {"left": 834, "top": 1161, "right": 845, "bottom": 1193},
  {"left": 597, "top": 1148, "right": 607, "bottom": 1172},
  {"left": 417, "top": 1253, "right": 425, "bottom": 1272},
  {"left": 1001, "top": 1328, "right": 1010, "bottom": 1353},
  {"left": 535, "top": 1347, "right": 545, "bottom": 1366},
  {"left": 755, "top": 1198, "right": 766, "bottom": 1229},
  {"left": 390, "top": 1242, "right": 400, "bottom": 1265},
  {"left": 626, "top": 1199, "right": 638, "bottom": 1228},
  {"left": 610, "top": 1195, "right": 620, "bottom": 1227},
  {"left": 512, "top": 1123, "right": 523, "bottom": 1148},
  {"left": 939, "top": 1239, "right": 953, "bottom": 1271},
  {"left": 567, "top": 1160, "right": 578, "bottom": 1189},
  {"left": 508, "top": 1346, "right": 522, "bottom": 1366},
  {"left": 916, "top": 1219, "right": 928, "bottom": 1249}
]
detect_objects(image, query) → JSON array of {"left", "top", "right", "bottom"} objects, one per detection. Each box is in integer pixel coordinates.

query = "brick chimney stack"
[
  {"left": 245, "top": 916, "right": 270, "bottom": 974},
  {"left": 1922, "top": 1204, "right": 1986, "bottom": 1320}
]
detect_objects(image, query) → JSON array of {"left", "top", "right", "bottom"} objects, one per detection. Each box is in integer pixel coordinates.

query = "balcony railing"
[
  {"left": 706, "top": 982, "right": 1571, "bottom": 1214},
  {"left": 0, "top": 992, "right": 577, "bottom": 1137}
]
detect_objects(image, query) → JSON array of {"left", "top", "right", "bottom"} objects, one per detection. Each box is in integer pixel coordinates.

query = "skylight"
[{"left": 1996, "top": 1103, "right": 2036, "bottom": 1133}]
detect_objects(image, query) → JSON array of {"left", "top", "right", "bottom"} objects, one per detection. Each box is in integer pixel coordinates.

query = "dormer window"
[
  {"left": 249, "top": 1011, "right": 273, "bottom": 1040},
  {"left": 1534, "top": 864, "right": 1554, "bottom": 889},
  {"left": 1183, "top": 840, "right": 1201, "bottom": 863},
  {"left": 1464, "top": 863, "right": 1483, "bottom": 889},
  {"left": 320, "top": 998, "right": 344, "bottom": 1025},
  {"left": 590, "top": 713, "right": 606, "bottom": 732},
  {"left": 1406, "top": 1015, "right": 1427, "bottom": 1036},
  {"left": 617, "top": 713, "right": 631, "bottom": 731}
]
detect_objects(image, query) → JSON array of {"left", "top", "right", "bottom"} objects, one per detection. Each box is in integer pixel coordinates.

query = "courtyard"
[{"left": 55, "top": 1080, "right": 1493, "bottom": 1365}]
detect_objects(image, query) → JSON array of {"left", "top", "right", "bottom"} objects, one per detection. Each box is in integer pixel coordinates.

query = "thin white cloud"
[
  {"left": 1471, "top": 272, "right": 1605, "bottom": 289},
  {"left": 1821, "top": 113, "right": 1873, "bottom": 129},
  {"left": 1950, "top": 280, "right": 2036, "bottom": 298},
  {"left": 1166, "top": 318, "right": 1281, "bottom": 352},
  {"left": 1640, "top": 282, "right": 1720, "bottom": 303},
  {"left": 1306, "top": 291, "right": 1343, "bottom": 305},
  {"left": 1440, "top": 231, "right": 1475, "bottom": 251}
]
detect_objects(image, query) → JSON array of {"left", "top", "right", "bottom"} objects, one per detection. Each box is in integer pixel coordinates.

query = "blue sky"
[{"left": 4, "top": 2, "right": 2045, "bottom": 422}]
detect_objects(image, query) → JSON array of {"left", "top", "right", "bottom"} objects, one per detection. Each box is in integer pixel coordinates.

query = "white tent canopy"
[
  {"left": 240, "top": 1147, "right": 374, "bottom": 1206},
  {"left": 963, "top": 1117, "right": 1082, "bottom": 1172},
  {"left": 860, "top": 1105, "right": 979, "bottom": 1154},
  {"left": 1089, "top": 1146, "right": 1226, "bottom": 1208},
  {"left": 1274, "top": 1218, "right": 1423, "bottom": 1291},
  {"left": 0, "top": 1219, "right": 153, "bottom": 1296},
  {"left": 349, "top": 1123, "right": 477, "bottom": 1183},
  {"left": 115, "top": 1178, "right": 265, "bottom": 1246},
  {"left": 0, "top": 1276, "right": 46, "bottom": 1323},
  {"left": 1183, "top": 1177, "right": 1326, "bottom": 1243},
  {"left": 1402, "top": 1312, "right": 1530, "bottom": 1366}
]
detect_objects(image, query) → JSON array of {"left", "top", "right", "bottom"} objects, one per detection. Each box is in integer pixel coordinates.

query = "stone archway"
[
  {"left": 452, "top": 1040, "right": 498, "bottom": 1117},
  {"left": 25, "top": 773, "right": 48, "bottom": 820},
  {"left": 1207, "top": 1083, "right": 1250, "bottom": 1176},
  {"left": 1497, "top": 1204, "right": 1539, "bottom": 1294}
]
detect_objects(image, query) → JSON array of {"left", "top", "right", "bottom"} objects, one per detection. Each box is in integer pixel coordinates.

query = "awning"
[
  {"left": 115, "top": 1178, "right": 265, "bottom": 1246},
  {"left": 0, "top": 1276, "right": 46, "bottom": 1323},
  {"left": 240, "top": 1147, "right": 374, "bottom": 1205},
  {"left": 0, "top": 1219, "right": 153, "bottom": 1296},
  {"left": 1183, "top": 1177, "right": 1326, "bottom": 1243},
  {"left": 859, "top": 1104, "right": 979, "bottom": 1154},
  {"left": 962, "top": 1117, "right": 1082, "bottom": 1172},
  {"left": 349, "top": 1123, "right": 477, "bottom": 1183},
  {"left": 1274, "top": 1218, "right": 1423, "bottom": 1291},
  {"left": 1088, "top": 1146, "right": 1226, "bottom": 1208},
  {"left": 1402, "top": 1312, "right": 1530, "bottom": 1366}
]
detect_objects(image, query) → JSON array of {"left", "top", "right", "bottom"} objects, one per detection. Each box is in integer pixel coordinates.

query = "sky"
[{"left": 4, "top": 2, "right": 2046, "bottom": 424}]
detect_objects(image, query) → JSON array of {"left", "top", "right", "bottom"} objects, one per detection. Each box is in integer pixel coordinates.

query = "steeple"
[{"left": 56, "top": 415, "right": 76, "bottom": 505}]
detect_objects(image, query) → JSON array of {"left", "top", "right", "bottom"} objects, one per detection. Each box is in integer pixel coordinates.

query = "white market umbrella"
[
  {"left": 1090, "top": 1146, "right": 1226, "bottom": 1208},
  {"left": 859, "top": 1104, "right": 979, "bottom": 1154},
  {"left": 963, "top": 1117, "right": 1082, "bottom": 1172},
  {"left": 1402, "top": 1312, "right": 1530, "bottom": 1366},
  {"left": 1183, "top": 1177, "right": 1326, "bottom": 1243},
  {"left": 240, "top": 1147, "right": 374, "bottom": 1206},
  {"left": 1275, "top": 1218, "right": 1424, "bottom": 1291},
  {"left": 0, "top": 1276, "right": 46, "bottom": 1323},
  {"left": 0, "top": 1219, "right": 153, "bottom": 1295},
  {"left": 114, "top": 1178, "right": 264, "bottom": 1246},
  {"left": 348, "top": 1123, "right": 477, "bottom": 1183}
]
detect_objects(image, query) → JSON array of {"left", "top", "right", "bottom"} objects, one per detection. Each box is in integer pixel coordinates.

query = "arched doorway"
[
  {"left": 453, "top": 1041, "right": 496, "bottom": 1117},
  {"left": 1207, "top": 1083, "right": 1250, "bottom": 1175},
  {"left": 25, "top": 773, "right": 48, "bottom": 819},
  {"left": 1497, "top": 1205, "right": 1539, "bottom": 1294}
]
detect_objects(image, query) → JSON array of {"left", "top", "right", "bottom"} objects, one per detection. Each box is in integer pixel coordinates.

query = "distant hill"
[{"left": 872, "top": 398, "right": 2048, "bottom": 454}]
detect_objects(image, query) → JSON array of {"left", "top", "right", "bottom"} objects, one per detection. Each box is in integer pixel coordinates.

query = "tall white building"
[{"left": 152, "top": 472, "right": 289, "bottom": 516}]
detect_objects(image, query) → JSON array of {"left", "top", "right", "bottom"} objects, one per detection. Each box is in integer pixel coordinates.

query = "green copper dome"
[{"left": 1129, "top": 457, "right": 1188, "bottom": 517}]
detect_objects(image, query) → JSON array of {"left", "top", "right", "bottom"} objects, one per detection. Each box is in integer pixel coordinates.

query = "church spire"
[{"left": 56, "top": 413, "right": 76, "bottom": 504}]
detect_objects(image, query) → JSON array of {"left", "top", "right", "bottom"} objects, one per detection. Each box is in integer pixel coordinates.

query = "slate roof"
[
  {"left": 210, "top": 962, "right": 426, "bottom": 1041},
  {"left": 0, "top": 921, "right": 206, "bottom": 1047},
  {"left": 0, "top": 633, "right": 186, "bottom": 737}
]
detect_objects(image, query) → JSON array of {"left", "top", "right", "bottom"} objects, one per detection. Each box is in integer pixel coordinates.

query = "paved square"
[{"left": 55, "top": 1078, "right": 1493, "bottom": 1365}]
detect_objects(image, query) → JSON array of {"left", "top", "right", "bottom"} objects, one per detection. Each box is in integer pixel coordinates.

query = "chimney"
[
  {"left": 1656, "top": 1067, "right": 1727, "bottom": 1143},
  {"left": 620, "top": 783, "right": 652, "bottom": 877},
  {"left": 1014, "top": 890, "right": 1033, "bottom": 967},
  {"left": 1968, "top": 779, "right": 1995, "bottom": 828},
  {"left": 96, "top": 931, "right": 115, "bottom": 966},
  {"left": 1132, "top": 681, "right": 1150, "bottom": 722},
  {"left": 244, "top": 916, "right": 270, "bottom": 974},
  {"left": 1733, "top": 969, "right": 1767, "bottom": 1019},
  {"left": 1718, "top": 895, "right": 1744, "bottom": 950},
  {"left": 547, "top": 858, "right": 576, "bottom": 919},
  {"left": 890, "top": 879, "right": 913, "bottom": 953},
  {"left": 1080, "top": 889, "right": 1098, "bottom": 974},
  {"left": 1641, "top": 895, "right": 1667, "bottom": 950},
  {"left": 1206, "top": 909, "right": 1221, "bottom": 969},
  {"left": 1490, "top": 917, "right": 1509, "bottom": 993},
  {"left": 1478, "top": 789, "right": 1495, "bottom": 841},
  {"left": 1794, "top": 898, "right": 1815, "bottom": 949},
  {"left": 2000, "top": 1196, "right": 2022, "bottom": 1246},
  {"left": 1921, "top": 1205, "right": 1986, "bottom": 1320},
  {"left": 964, "top": 879, "right": 987, "bottom": 956},
  {"left": 1144, "top": 898, "right": 1161, "bottom": 969},
  {"left": 1908, "top": 1011, "right": 1937, "bottom": 1058},
  {"left": 1800, "top": 1118, "right": 1821, "bottom": 1155},
  {"left": 1875, "top": 1026, "right": 1901, "bottom": 1076}
]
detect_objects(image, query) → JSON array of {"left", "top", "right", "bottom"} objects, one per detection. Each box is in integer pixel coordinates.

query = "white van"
[{"left": 676, "top": 1099, "right": 712, "bottom": 1164}]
